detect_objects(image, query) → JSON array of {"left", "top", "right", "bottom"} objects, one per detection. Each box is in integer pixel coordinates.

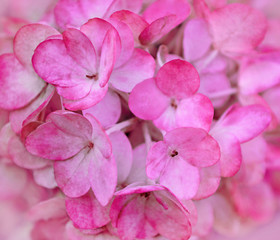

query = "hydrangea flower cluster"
[{"left": 1, "top": 0, "right": 280, "bottom": 239}]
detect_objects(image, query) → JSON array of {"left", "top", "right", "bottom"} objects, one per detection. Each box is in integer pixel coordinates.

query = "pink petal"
[
  {"left": 155, "top": 59, "right": 200, "bottom": 99},
  {"left": 54, "top": 148, "right": 91, "bottom": 197},
  {"left": 98, "top": 28, "right": 118, "bottom": 88},
  {"left": 81, "top": 18, "right": 121, "bottom": 58},
  {"left": 110, "top": 48, "right": 155, "bottom": 92},
  {"left": 0, "top": 54, "right": 45, "bottom": 110},
  {"left": 183, "top": 18, "right": 212, "bottom": 62},
  {"left": 159, "top": 156, "right": 200, "bottom": 199},
  {"left": 210, "top": 131, "right": 242, "bottom": 177},
  {"left": 110, "top": 10, "right": 149, "bottom": 44},
  {"left": 54, "top": 0, "right": 114, "bottom": 30},
  {"left": 107, "top": 18, "right": 134, "bottom": 68},
  {"left": 214, "top": 104, "right": 271, "bottom": 143},
  {"left": 106, "top": 0, "right": 143, "bottom": 17},
  {"left": 153, "top": 105, "right": 177, "bottom": 131},
  {"left": 9, "top": 84, "right": 55, "bottom": 134},
  {"left": 63, "top": 84, "right": 108, "bottom": 110},
  {"left": 33, "top": 165, "right": 57, "bottom": 189},
  {"left": 112, "top": 194, "right": 157, "bottom": 239},
  {"left": 32, "top": 39, "right": 90, "bottom": 88},
  {"left": 14, "top": 23, "right": 59, "bottom": 68},
  {"left": 164, "top": 128, "right": 220, "bottom": 168},
  {"left": 128, "top": 78, "right": 170, "bottom": 120},
  {"left": 65, "top": 191, "right": 110, "bottom": 229},
  {"left": 145, "top": 190, "right": 192, "bottom": 239},
  {"left": 8, "top": 135, "right": 49, "bottom": 169},
  {"left": 146, "top": 141, "right": 169, "bottom": 180},
  {"left": 176, "top": 93, "right": 214, "bottom": 132},
  {"left": 194, "top": 163, "right": 221, "bottom": 199},
  {"left": 62, "top": 28, "right": 97, "bottom": 73},
  {"left": 88, "top": 150, "right": 117, "bottom": 206},
  {"left": 25, "top": 122, "right": 87, "bottom": 160},
  {"left": 239, "top": 60, "right": 280, "bottom": 94},
  {"left": 208, "top": 3, "right": 267, "bottom": 54},
  {"left": 82, "top": 89, "right": 121, "bottom": 129},
  {"left": 109, "top": 131, "right": 133, "bottom": 184},
  {"left": 126, "top": 143, "right": 148, "bottom": 185},
  {"left": 142, "top": 0, "right": 190, "bottom": 24},
  {"left": 263, "top": 85, "right": 280, "bottom": 123}
]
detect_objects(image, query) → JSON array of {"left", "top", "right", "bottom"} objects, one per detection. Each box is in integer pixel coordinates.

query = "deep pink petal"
[
  {"left": 109, "top": 131, "right": 133, "bottom": 184},
  {"left": 65, "top": 191, "right": 110, "bottom": 229},
  {"left": 214, "top": 104, "right": 272, "bottom": 143},
  {"left": 0, "top": 54, "right": 45, "bottom": 110},
  {"left": 176, "top": 93, "right": 214, "bottom": 132},
  {"left": 82, "top": 89, "right": 121, "bottom": 129},
  {"left": 208, "top": 3, "right": 267, "bottom": 54},
  {"left": 110, "top": 48, "right": 155, "bottom": 92},
  {"left": 155, "top": 59, "right": 200, "bottom": 99},
  {"left": 14, "top": 23, "right": 59, "bottom": 68},
  {"left": 183, "top": 18, "right": 212, "bottom": 62},
  {"left": 128, "top": 78, "right": 170, "bottom": 120}
]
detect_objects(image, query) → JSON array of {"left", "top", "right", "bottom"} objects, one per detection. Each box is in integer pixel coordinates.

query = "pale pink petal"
[
  {"left": 239, "top": 60, "right": 280, "bottom": 94},
  {"left": 210, "top": 131, "right": 241, "bottom": 177},
  {"left": 105, "top": 0, "right": 143, "bottom": 17},
  {"left": 155, "top": 59, "right": 200, "bottom": 99},
  {"left": 214, "top": 104, "right": 271, "bottom": 143},
  {"left": 160, "top": 156, "right": 200, "bottom": 199},
  {"left": 153, "top": 105, "right": 177, "bottom": 131},
  {"left": 0, "top": 123, "right": 15, "bottom": 160},
  {"left": 126, "top": 143, "right": 148, "bottom": 185},
  {"left": 33, "top": 165, "right": 57, "bottom": 189},
  {"left": 82, "top": 89, "right": 121, "bottom": 129},
  {"left": 261, "top": 19, "right": 280, "bottom": 49},
  {"left": 128, "top": 78, "right": 170, "bottom": 120},
  {"left": 65, "top": 191, "right": 110, "bottom": 229},
  {"left": 8, "top": 135, "right": 49, "bottom": 169},
  {"left": 263, "top": 85, "right": 280, "bottom": 123},
  {"left": 109, "top": 131, "right": 132, "bottom": 184},
  {"left": 208, "top": 3, "right": 267, "bottom": 54},
  {"left": 183, "top": 18, "right": 212, "bottom": 62},
  {"left": 14, "top": 23, "right": 59, "bottom": 68},
  {"left": 192, "top": 200, "right": 214, "bottom": 237},
  {"left": 54, "top": 148, "right": 91, "bottom": 197},
  {"left": 176, "top": 93, "right": 214, "bottom": 132},
  {"left": 110, "top": 48, "right": 155, "bottom": 92},
  {"left": 164, "top": 128, "right": 220, "bottom": 168},
  {"left": 89, "top": 150, "right": 117, "bottom": 206},
  {"left": 0, "top": 54, "right": 45, "bottom": 110}
]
